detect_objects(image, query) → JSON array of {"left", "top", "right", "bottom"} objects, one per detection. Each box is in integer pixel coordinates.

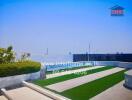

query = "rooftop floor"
[
  {"left": 125, "top": 70, "right": 132, "bottom": 76},
  {"left": 47, "top": 67, "right": 124, "bottom": 92},
  {"left": 0, "top": 96, "right": 8, "bottom": 100},
  {"left": 91, "top": 81, "right": 132, "bottom": 100},
  {"left": 4, "top": 87, "right": 53, "bottom": 100}
]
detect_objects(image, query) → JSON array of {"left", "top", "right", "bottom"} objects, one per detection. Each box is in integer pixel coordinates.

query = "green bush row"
[{"left": 0, "top": 61, "right": 41, "bottom": 77}]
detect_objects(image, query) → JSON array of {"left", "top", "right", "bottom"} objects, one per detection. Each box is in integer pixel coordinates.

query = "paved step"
[
  {"left": 23, "top": 81, "right": 71, "bottom": 100},
  {"left": 2, "top": 87, "right": 53, "bottom": 100},
  {"left": 47, "top": 68, "right": 124, "bottom": 92},
  {"left": 1, "top": 81, "right": 70, "bottom": 100},
  {"left": 0, "top": 96, "right": 8, "bottom": 100}
]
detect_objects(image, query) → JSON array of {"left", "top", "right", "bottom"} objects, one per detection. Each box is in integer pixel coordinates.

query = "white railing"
[
  {"left": 42, "top": 61, "right": 92, "bottom": 71},
  {"left": 41, "top": 61, "right": 132, "bottom": 72}
]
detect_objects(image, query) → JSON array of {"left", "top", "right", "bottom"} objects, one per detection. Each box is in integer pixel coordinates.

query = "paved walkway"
[
  {"left": 46, "top": 68, "right": 124, "bottom": 92},
  {"left": 91, "top": 81, "right": 132, "bottom": 100},
  {"left": 0, "top": 96, "right": 7, "bottom": 100},
  {"left": 5, "top": 87, "right": 53, "bottom": 100},
  {"left": 46, "top": 66, "right": 105, "bottom": 79}
]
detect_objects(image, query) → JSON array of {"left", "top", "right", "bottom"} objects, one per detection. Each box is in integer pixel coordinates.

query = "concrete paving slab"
[
  {"left": 46, "top": 66, "right": 106, "bottom": 79},
  {"left": 5, "top": 87, "right": 53, "bottom": 100},
  {"left": 0, "top": 96, "right": 8, "bottom": 100},
  {"left": 91, "top": 81, "right": 132, "bottom": 100},
  {"left": 47, "top": 68, "right": 124, "bottom": 92},
  {"left": 23, "top": 81, "right": 71, "bottom": 100}
]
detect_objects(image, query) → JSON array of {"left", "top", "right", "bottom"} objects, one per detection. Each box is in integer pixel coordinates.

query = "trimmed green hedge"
[{"left": 0, "top": 61, "right": 41, "bottom": 77}]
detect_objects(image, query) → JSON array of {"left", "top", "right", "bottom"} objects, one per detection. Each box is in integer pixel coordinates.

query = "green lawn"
[
  {"left": 60, "top": 70, "right": 125, "bottom": 100},
  {"left": 33, "top": 66, "right": 114, "bottom": 87}
]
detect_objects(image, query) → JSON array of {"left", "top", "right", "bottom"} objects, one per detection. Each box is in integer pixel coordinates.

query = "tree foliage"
[
  {"left": 0, "top": 46, "right": 15, "bottom": 63},
  {"left": 21, "top": 52, "right": 31, "bottom": 61}
]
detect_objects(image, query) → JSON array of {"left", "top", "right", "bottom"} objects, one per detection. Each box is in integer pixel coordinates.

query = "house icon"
[{"left": 110, "top": 5, "right": 124, "bottom": 16}]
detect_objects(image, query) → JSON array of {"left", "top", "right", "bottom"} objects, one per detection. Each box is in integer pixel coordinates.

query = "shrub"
[
  {"left": 0, "top": 46, "right": 15, "bottom": 63},
  {"left": 0, "top": 61, "right": 41, "bottom": 77}
]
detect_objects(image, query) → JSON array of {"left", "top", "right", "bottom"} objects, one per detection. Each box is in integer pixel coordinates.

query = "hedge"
[{"left": 0, "top": 61, "right": 41, "bottom": 77}]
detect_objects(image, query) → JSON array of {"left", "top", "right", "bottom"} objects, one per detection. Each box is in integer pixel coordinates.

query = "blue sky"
[{"left": 0, "top": 0, "right": 132, "bottom": 56}]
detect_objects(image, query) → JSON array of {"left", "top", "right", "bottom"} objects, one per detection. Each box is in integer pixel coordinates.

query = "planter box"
[{"left": 0, "top": 71, "right": 40, "bottom": 88}]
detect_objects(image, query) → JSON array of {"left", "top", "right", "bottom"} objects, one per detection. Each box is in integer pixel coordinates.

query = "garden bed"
[
  {"left": 0, "top": 61, "right": 41, "bottom": 77},
  {"left": 34, "top": 66, "right": 114, "bottom": 87}
]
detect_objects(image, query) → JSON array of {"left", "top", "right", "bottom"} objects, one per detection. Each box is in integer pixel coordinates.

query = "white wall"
[
  {"left": 93, "top": 61, "right": 132, "bottom": 69},
  {"left": 93, "top": 61, "right": 119, "bottom": 66},
  {"left": 0, "top": 71, "right": 40, "bottom": 88},
  {"left": 118, "top": 62, "right": 132, "bottom": 69}
]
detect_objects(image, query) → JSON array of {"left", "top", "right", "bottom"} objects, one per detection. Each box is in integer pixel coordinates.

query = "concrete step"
[
  {"left": 23, "top": 81, "right": 71, "bottom": 100},
  {"left": 1, "top": 87, "right": 53, "bottom": 100},
  {"left": 1, "top": 81, "right": 70, "bottom": 100}
]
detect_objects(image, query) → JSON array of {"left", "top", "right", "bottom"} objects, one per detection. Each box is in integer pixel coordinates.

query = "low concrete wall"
[
  {"left": 0, "top": 71, "right": 40, "bottom": 88},
  {"left": 124, "top": 70, "right": 132, "bottom": 89},
  {"left": 91, "top": 61, "right": 132, "bottom": 69},
  {"left": 93, "top": 61, "right": 119, "bottom": 66},
  {"left": 43, "top": 61, "right": 132, "bottom": 71},
  {"left": 118, "top": 62, "right": 132, "bottom": 69}
]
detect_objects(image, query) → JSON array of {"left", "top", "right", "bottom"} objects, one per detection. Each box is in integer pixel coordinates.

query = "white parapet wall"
[
  {"left": 118, "top": 62, "right": 132, "bottom": 69},
  {"left": 42, "top": 61, "right": 132, "bottom": 71},
  {"left": 0, "top": 71, "right": 40, "bottom": 88},
  {"left": 93, "top": 61, "right": 132, "bottom": 69},
  {"left": 93, "top": 61, "right": 119, "bottom": 66}
]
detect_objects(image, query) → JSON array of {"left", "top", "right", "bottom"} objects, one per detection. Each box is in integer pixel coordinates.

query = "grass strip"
[
  {"left": 60, "top": 70, "right": 125, "bottom": 100},
  {"left": 33, "top": 66, "right": 114, "bottom": 87}
]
